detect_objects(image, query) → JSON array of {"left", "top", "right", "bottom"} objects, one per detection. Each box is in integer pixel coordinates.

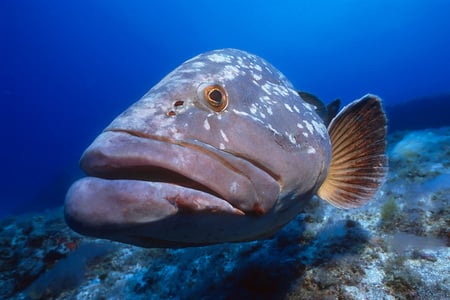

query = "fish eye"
[{"left": 202, "top": 84, "right": 228, "bottom": 112}]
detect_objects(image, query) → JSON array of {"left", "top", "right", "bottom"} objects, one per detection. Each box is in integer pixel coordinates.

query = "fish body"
[{"left": 65, "top": 49, "right": 387, "bottom": 247}]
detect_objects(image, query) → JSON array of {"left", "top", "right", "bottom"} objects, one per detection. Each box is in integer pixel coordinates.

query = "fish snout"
[{"left": 76, "top": 131, "right": 280, "bottom": 215}]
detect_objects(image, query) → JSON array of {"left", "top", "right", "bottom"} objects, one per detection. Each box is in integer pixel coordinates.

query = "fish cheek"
[{"left": 273, "top": 133, "right": 300, "bottom": 152}]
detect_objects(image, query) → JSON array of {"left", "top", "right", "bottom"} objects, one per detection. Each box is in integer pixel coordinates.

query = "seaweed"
[{"left": 380, "top": 196, "right": 401, "bottom": 231}]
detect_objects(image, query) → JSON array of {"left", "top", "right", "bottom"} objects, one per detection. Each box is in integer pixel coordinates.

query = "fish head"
[{"left": 65, "top": 49, "right": 331, "bottom": 247}]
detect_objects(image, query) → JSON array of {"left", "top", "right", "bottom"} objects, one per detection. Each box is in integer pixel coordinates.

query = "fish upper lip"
[
  {"left": 83, "top": 130, "right": 225, "bottom": 199},
  {"left": 108, "top": 129, "right": 282, "bottom": 183},
  {"left": 79, "top": 129, "right": 281, "bottom": 214}
]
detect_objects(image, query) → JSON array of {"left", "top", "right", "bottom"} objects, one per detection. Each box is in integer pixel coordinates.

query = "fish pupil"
[{"left": 208, "top": 89, "right": 223, "bottom": 105}]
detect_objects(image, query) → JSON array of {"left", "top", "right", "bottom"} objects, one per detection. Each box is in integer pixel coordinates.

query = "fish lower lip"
[{"left": 65, "top": 177, "right": 244, "bottom": 235}]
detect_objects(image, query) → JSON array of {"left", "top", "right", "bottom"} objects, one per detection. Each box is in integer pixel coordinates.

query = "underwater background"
[{"left": 1, "top": 1, "right": 449, "bottom": 299}]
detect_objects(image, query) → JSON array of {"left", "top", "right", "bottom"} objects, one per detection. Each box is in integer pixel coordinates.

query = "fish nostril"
[
  {"left": 167, "top": 100, "right": 184, "bottom": 116},
  {"left": 174, "top": 100, "right": 184, "bottom": 107}
]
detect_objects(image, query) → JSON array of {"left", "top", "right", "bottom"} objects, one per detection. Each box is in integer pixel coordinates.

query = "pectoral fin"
[{"left": 317, "top": 94, "right": 387, "bottom": 209}]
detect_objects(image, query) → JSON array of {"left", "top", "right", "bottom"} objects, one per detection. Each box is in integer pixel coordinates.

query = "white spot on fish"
[
  {"left": 266, "top": 106, "right": 273, "bottom": 115},
  {"left": 208, "top": 53, "right": 232, "bottom": 63},
  {"left": 302, "top": 132, "right": 309, "bottom": 137},
  {"left": 230, "top": 182, "right": 238, "bottom": 193},
  {"left": 179, "top": 68, "right": 200, "bottom": 74},
  {"left": 303, "top": 102, "right": 315, "bottom": 112},
  {"left": 220, "top": 129, "right": 229, "bottom": 142},
  {"left": 236, "top": 56, "right": 244, "bottom": 67},
  {"left": 303, "top": 120, "right": 314, "bottom": 135},
  {"left": 267, "top": 123, "right": 281, "bottom": 135},
  {"left": 221, "top": 65, "right": 241, "bottom": 81},
  {"left": 287, "top": 133, "right": 297, "bottom": 144},
  {"left": 259, "top": 95, "right": 270, "bottom": 102},
  {"left": 293, "top": 105, "right": 300, "bottom": 113},
  {"left": 250, "top": 104, "right": 258, "bottom": 115},
  {"left": 261, "top": 83, "right": 272, "bottom": 95},
  {"left": 307, "top": 146, "right": 316, "bottom": 154},
  {"left": 274, "top": 85, "right": 290, "bottom": 96},
  {"left": 284, "top": 103, "right": 293, "bottom": 112},
  {"left": 232, "top": 109, "right": 265, "bottom": 125},
  {"left": 296, "top": 123, "right": 303, "bottom": 129},
  {"left": 312, "top": 120, "right": 327, "bottom": 139},
  {"left": 252, "top": 72, "right": 262, "bottom": 81},
  {"left": 191, "top": 62, "right": 205, "bottom": 68},
  {"left": 219, "top": 143, "right": 225, "bottom": 150},
  {"left": 203, "top": 118, "right": 210, "bottom": 130}
]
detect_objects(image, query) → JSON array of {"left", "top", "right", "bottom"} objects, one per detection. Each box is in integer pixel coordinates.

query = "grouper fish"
[{"left": 65, "top": 48, "right": 387, "bottom": 248}]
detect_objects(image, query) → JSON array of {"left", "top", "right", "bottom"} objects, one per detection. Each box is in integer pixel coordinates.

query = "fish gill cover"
[{"left": 1, "top": 0, "right": 450, "bottom": 299}]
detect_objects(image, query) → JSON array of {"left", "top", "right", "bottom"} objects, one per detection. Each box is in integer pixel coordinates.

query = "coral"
[
  {"left": 0, "top": 209, "right": 81, "bottom": 299},
  {"left": 383, "top": 254, "right": 421, "bottom": 299},
  {"left": 26, "top": 242, "right": 115, "bottom": 299}
]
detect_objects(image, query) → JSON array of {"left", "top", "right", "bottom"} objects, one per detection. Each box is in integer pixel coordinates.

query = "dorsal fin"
[
  {"left": 298, "top": 91, "right": 328, "bottom": 121},
  {"left": 298, "top": 91, "right": 341, "bottom": 127},
  {"left": 326, "top": 99, "right": 341, "bottom": 126},
  {"left": 317, "top": 94, "right": 387, "bottom": 209}
]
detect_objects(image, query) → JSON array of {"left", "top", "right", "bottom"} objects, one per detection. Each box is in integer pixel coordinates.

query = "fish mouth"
[
  {"left": 81, "top": 144, "right": 225, "bottom": 202},
  {"left": 65, "top": 130, "right": 280, "bottom": 235}
]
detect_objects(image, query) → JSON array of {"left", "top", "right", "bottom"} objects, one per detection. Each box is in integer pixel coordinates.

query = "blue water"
[{"left": 2, "top": 0, "right": 450, "bottom": 217}]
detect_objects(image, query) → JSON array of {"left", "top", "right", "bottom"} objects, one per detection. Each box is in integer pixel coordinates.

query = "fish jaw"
[
  {"left": 64, "top": 178, "right": 246, "bottom": 246},
  {"left": 65, "top": 177, "right": 295, "bottom": 247},
  {"left": 64, "top": 130, "right": 281, "bottom": 246}
]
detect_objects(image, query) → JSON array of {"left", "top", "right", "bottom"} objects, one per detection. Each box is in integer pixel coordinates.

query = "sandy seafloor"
[{"left": 1, "top": 127, "right": 449, "bottom": 300}]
